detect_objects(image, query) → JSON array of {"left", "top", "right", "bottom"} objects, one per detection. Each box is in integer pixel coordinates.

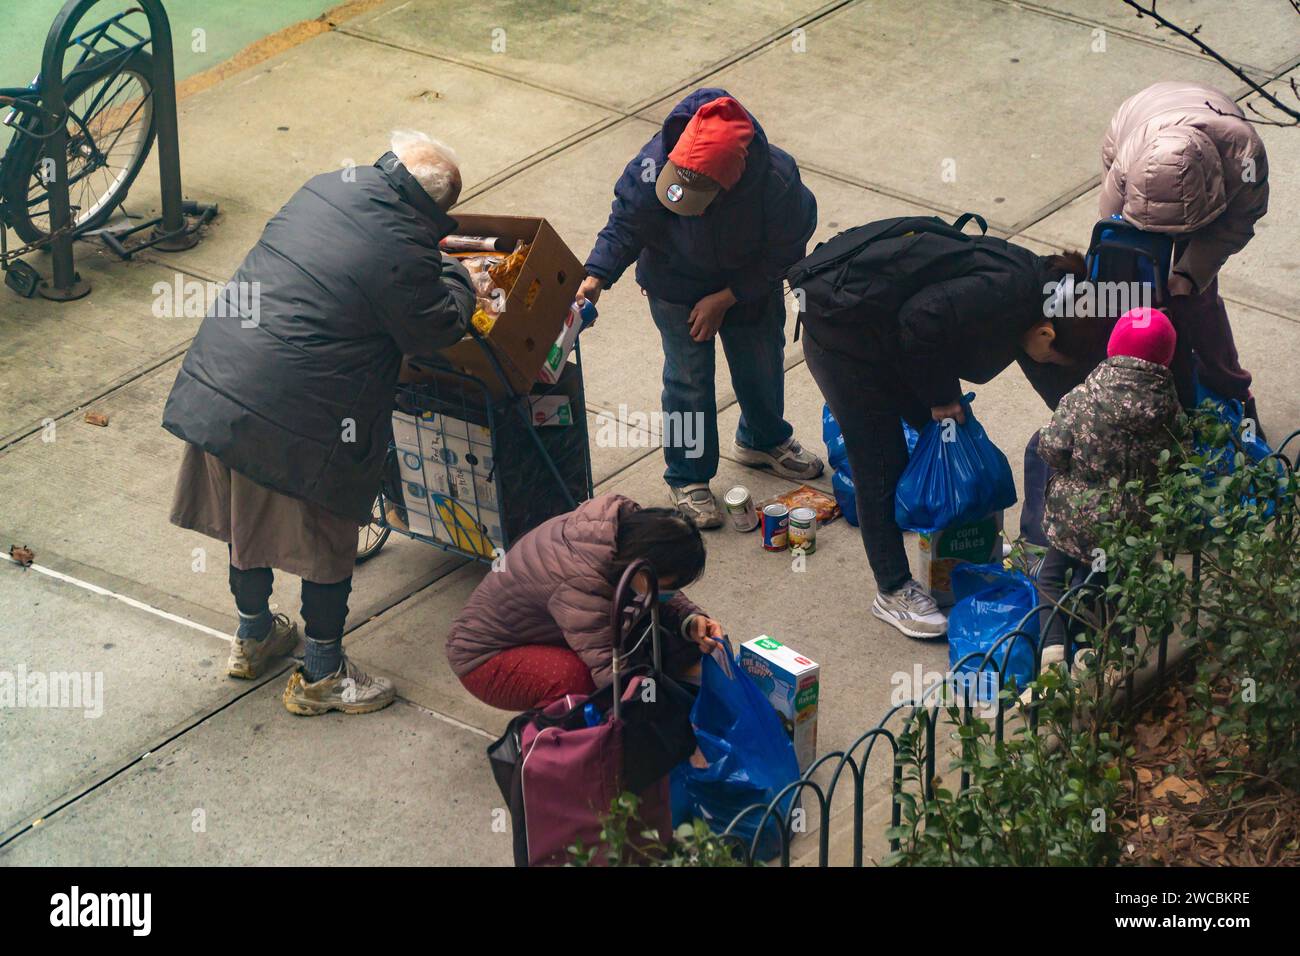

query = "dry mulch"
[{"left": 1116, "top": 684, "right": 1300, "bottom": 866}]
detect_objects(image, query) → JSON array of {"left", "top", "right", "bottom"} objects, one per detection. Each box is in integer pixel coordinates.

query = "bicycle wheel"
[
  {"left": 3, "top": 50, "right": 157, "bottom": 243},
  {"left": 356, "top": 494, "right": 391, "bottom": 564}
]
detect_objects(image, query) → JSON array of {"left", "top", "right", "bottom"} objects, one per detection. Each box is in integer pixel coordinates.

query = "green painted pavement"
[
  {"left": 2, "top": 0, "right": 340, "bottom": 150},
  {"left": 2, "top": 0, "right": 339, "bottom": 87}
]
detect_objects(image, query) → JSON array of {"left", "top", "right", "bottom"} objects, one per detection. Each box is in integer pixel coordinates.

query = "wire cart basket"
[{"left": 360, "top": 325, "right": 593, "bottom": 565}]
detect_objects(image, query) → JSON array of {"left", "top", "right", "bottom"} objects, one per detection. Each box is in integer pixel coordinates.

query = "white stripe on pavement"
[{"left": 1, "top": 553, "right": 234, "bottom": 643}]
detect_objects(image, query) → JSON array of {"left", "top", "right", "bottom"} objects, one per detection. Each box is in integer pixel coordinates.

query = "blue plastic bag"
[
  {"left": 948, "top": 563, "right": 1040, "bottom": 698},
  {"left": 894, "top": 393, "right": 1017, "bottom": 533},
  {"left": 822, "top": 405, "right": 923, "bottom": 529},
  {"left": 823, "top": 405, "right": 858, "bottom": 525},
  {"left": 1194, "top": 378, "right": 1273, "bottom": 467},
  {"left": 1193, "top": 378, "right": 1286, "bottom": 518},
  {"left": 831, "top": 470, "right": 858, "bottom": 526},
  {"left": 670, "top": 650, "right": 800, "bottom": 860},
  {"left": 822, "top": 404, "right": 850, "bottom": 472},
  {"left": 902, "top": 418, "right": 920, "bottom": 456}
]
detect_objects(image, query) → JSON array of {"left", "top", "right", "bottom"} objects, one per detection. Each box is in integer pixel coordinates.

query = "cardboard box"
[
  {"left": 528, "top": 394, "right": 573, "bottom": 427},
  {"left": 739, "top": 636, "right": 820, "bottom": 772},
  {"left": 429, "top": 493, "right": 504, "bottom": 556},
  {"left": 909, "top": 511, "right": 1005, "bottom": 608},
  {"left": 390, "top": 361, "right": 590, "bottom": 554},
  {"left": 392, "top": 410, "right": 501, "bottom": 509},
  {"left": 398, "top": 479, "right": 437, "bottom": 538},
  {"left": 438, "top": 214, "right": 583, "bottom": 397}
]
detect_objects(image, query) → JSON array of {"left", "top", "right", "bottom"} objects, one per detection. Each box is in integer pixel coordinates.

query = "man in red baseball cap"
[{"left": 580, "top": 89, "right": 821, "bottom": 528}]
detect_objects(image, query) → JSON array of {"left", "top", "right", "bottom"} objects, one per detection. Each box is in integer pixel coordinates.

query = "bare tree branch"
[{"left": 1121, "top": 0, "right": 1300, "bottom": 127}]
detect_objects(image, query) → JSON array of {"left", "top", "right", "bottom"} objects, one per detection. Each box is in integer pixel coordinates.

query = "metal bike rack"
[{"left": 38, "top": 0, "right": 196, "bottom": 300}]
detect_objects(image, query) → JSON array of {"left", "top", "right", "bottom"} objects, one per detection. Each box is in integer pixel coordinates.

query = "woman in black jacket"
[{"left": 796, "top": 222, "right": 1091, "bottom": 639}]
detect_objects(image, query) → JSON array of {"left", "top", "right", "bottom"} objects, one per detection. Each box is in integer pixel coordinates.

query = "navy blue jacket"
[{"left": 584, "top": 88, "right": 817, "bottom": 310}]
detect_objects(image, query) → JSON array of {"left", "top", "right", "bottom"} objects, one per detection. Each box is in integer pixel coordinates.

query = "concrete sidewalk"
[{"left": 2, "top": 0, "right": 1296, "bottom": 865}]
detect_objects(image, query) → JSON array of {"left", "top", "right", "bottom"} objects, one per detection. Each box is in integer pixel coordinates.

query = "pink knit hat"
[{"left": 1107, "top": 307, "right": 1176, "bottom": 367}]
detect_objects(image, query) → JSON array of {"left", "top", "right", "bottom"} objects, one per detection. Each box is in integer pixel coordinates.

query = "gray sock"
[
  {"left": 303, "top": 638, "right": 343, "bottom": 682},
  {"left": 237, "top": 609, "right": 273, "bottom": 641}
]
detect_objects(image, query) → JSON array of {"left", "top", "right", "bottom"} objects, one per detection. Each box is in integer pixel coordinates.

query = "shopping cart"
[{"left": 357, "top": 324, "right": 593, "bottom": 564}]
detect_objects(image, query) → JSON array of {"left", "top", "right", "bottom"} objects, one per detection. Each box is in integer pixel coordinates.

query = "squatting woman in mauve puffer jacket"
[
  {"left": 1100, "top": 81, "right": 1269, "bottom": 414},
  {"left": 446, "top": 494, "right": 725, "bottom": 711}
]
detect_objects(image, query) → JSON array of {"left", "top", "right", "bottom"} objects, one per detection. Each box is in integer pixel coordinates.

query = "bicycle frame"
[
  {"left": 9, "top": 0, "right": 190, "bottom": 299},
  {"left": 1, "top": 15, "right": 152, "bottom": 235}
]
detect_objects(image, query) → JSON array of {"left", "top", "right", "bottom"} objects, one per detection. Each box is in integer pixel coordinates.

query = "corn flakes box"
[{"left": 910, "top": 511, "right": 1004, "bottom": 608}]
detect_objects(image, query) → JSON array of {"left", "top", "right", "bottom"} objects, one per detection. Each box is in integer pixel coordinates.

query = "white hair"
[{"left": 391, "top": 129, "right": 461, "bottom": 209}]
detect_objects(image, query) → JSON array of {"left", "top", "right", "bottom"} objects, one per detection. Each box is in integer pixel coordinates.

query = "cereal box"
[
  {"left": 909, "top": 511, "right": 1004, "bottom": 608},
  {"left": 739, "top": 636, "right": 820, "bottom": 772}
]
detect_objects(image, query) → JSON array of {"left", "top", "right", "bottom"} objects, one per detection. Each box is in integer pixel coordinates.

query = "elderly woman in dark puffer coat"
[{"left": 446, "top": 494, "right": 725, "bottom": 711}]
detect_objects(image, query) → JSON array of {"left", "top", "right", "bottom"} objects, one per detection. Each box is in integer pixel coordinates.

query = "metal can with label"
[
  {"left": 761, "top": 503, "right": 789, "bottom": 552},
  {"left": 788, "top": 506, "right": 817, "bottom": 554},
  {"left": 724, "top": 486, "right": 759, "bottom": 532}
]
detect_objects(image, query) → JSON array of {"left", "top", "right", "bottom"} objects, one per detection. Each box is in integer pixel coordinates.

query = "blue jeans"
[{"left": 648, "top": 290, "right": 792, "bottom": 487}]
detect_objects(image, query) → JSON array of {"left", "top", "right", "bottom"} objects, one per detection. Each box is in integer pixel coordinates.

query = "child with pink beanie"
[{"left": 1030, "top": 307, "right": 1187, "bottom": 684}]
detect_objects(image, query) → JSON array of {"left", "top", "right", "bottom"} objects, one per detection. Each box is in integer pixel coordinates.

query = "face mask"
[{"left": 657, "top": 589, "right": 680, "bottom": 603}]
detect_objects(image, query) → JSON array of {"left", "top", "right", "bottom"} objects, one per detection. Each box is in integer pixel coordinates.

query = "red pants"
[{"left": 460, "top": 645, "right": 597, "bottom": 712}]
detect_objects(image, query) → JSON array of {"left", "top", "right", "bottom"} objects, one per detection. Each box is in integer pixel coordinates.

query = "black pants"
[
  {"left": 228, "top": 560, "right": 352, "bottom": 644},
  {"left": 1020, "top": 432, "right": 1054, "bottom": 547},
  {"left": 1037, "top": 546, "right": 1108, "bottom": 650},
  {"left": 803, "top": 334, "right": 929, "bottom": 594}
]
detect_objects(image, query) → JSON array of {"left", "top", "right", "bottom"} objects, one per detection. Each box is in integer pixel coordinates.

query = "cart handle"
[{"left": 609, "top": 558, "right": 662, "bottom": 720}]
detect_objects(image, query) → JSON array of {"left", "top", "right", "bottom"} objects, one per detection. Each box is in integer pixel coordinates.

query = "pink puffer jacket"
[
  {"left": 445, "top": 494, "right": 704, "bottom": 687},
  {"left": 1100, "top": 81, "right": 1268, "bottom": 293}
]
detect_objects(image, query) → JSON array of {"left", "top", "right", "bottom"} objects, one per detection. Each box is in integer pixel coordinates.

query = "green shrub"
[
  {"left": 568, "top": 792, "right": 747, "bottom": 867},
  {"left": 886, "top": 680, "right": 1126, "bottom": 866},
  {"left": 888, "top": 409, "right": 1298, "bottom": 864}
]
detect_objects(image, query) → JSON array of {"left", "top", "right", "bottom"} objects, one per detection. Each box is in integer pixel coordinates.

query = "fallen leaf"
[
  {"left": 8, "top": 545, "right": 34, "bottom": 566},
  {"left": 1153, "top": 775, "right": 1205, "bottom": 805},
  {"left": 84, "top": 411, "right": 109, "bottom": 427},
  {"left": 1136, "top": 722, "right": 1168, "bottom": 750},
  {"left": 1136, "top": 767, "right": 1154, "bottom": 785}
]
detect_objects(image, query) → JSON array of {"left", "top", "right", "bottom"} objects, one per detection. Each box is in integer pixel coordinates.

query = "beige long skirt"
[{"left": 170, "top": 443, "right": 359, "bottom": 584}]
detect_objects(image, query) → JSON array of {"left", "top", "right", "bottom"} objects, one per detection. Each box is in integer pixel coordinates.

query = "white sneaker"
[
  {"left": 871, "top": 579, "right": 948, "bottom": 639},
  {"left": 732, "top": 436, "right": 824, "bottom": 481},
  {"left": 1019, "top": 644, "right": 1066, "bottom": 705},
  {"left": 667, "top": 482, "right": 724, "bottom": 529}
]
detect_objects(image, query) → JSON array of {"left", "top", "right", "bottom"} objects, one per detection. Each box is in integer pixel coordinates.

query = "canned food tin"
[
  {"left": 724, "top": 486, "right": 759, "bottom": 532},
  {"left": 761, "top": 503, "right": 789, "bottom": 551},
  {"left": 788, "top": 506, "right": 817, "bottom": 554}
]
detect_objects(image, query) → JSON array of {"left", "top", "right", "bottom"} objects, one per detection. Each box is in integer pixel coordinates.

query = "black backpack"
[{"left": 786, "top": 212, "right": 989, "bottom": 338}]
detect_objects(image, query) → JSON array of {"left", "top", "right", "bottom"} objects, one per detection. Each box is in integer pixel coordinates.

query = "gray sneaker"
[
  {"left": 227, "top": 613, "right": 299, "bottom": 679},
  {"left": 668, "top": 482, "right": 724, "bottom": 529},
  {"left": 871, "top": 579, "right": 948, "bottom": 639},
  {"left": 733, "top": 436, "right": 824, "bottom": 481},
  {"left": 282, "top": 656, "right": 396, "bottom": 716}
]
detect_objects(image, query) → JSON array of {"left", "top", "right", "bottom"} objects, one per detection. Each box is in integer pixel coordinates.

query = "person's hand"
[
  {"left": 576, "top": 275, "right": 604, "bottom": 306},
  {"left": 931, "top": 401, "right": 966, "bottom": 425},
  {"left": 1167, "top": 272, "right": 1195, "bottom": 297},
  {"left": 687, "top": 615, "right": 726, "bottom": 655},
  {"left": 688, "top": 288, "right": 736, "bottom": 342}
]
